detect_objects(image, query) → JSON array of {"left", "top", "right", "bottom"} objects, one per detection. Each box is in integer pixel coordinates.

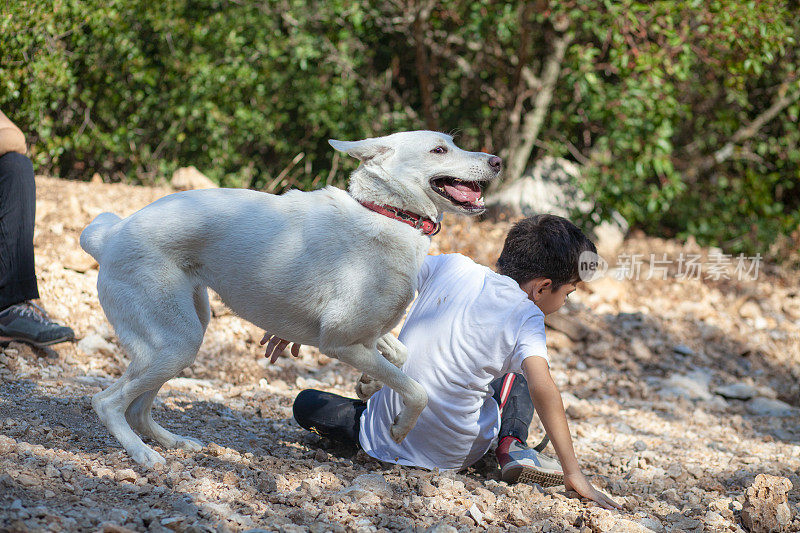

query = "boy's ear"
[
  {"left": 521, "top": 277, "right": 552, "bottom": 301},
  {"left": 536, "top": 279, "right": 553, "bottom": 296}
]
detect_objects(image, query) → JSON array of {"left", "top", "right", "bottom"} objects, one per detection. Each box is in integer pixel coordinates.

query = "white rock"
[
  {"left": 636, "top": 517, "right": 665, "bottom": 532},
  {"left": 745, "top": 397, "right": 796, "bottom": 417},
  {"left": 425, "top": 523, "right": 457, "bottom": 533},
  {"left": 485, "top": 157, "right": 628, "bottom": 258},
  {"left": 715, "top": 383, "right": 758, "bottom": 401},
  {"left": 468, "top": 503, "right": 485, "bottom": 527},
  {"left": 659, "top": 370, "right": 713, "bottom": 401},
  {"left": 77, "top": 334, "right": 115, "bottom": 357},
  {"left": 338, "top": 473, "right": 393, "bottom": 500},
  {"left": 171, "top": 166, "right": 218, "bottom": 190},
  {"left": 166, "top": 377, "right": 215, "bottom": 391}
]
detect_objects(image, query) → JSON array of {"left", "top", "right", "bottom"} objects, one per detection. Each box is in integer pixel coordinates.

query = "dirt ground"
[{"left": 1, "top": 177, "right": 799, "bottom": 532}]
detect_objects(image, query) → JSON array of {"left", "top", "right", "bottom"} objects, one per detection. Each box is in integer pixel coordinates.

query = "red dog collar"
[{"left": 359, "top": 201, "right": 441, "bottom": 236}]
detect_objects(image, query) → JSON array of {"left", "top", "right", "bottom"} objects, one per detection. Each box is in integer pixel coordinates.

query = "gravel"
[{"left": 1, "top": 177, "right": 799, "bottom": 532}]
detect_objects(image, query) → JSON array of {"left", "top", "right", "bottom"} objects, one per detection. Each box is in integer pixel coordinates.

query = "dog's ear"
[{"left": 328, "top": 138, "right": 394, "bottom": 163}]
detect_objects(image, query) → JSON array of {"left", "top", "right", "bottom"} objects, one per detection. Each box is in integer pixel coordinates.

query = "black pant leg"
[
  {"left": 491, "top": 373, "right": 535, "bottom": 443},
  {"left": 0, "top": 152, "right": 39, "bottom": 310},
  {"left": 293, "top": 389, "right": 367, "bottom": 448}
]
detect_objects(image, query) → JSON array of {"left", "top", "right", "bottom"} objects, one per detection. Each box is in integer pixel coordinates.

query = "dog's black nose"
[{"left": 488, "top": 156, "right": 502, "bottom": 172}]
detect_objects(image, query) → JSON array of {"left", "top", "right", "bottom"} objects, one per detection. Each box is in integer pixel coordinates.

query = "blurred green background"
[{"left": 1, "top": 0, "right": 798, "bottom": 258}]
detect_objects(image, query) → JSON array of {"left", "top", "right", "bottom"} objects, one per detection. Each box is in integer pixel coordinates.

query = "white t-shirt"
[{"left": 358, "top": 253, "right": 549, "bottom": 470}]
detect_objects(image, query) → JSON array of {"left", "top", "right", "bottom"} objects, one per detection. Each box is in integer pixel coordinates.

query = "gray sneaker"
[
  {"left": 497, "top": 438, "right": 564, "bottom": 486},
  {"left": 0, "top": 301, "right": 75, "bottom": 347}
]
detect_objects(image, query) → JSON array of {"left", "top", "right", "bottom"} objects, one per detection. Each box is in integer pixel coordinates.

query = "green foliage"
[
  {"left": 1, "top": 0, "right": 798, "bottom": 257},
  {"left": 547, "top": 0, "right": 800, "bottom": 256}
]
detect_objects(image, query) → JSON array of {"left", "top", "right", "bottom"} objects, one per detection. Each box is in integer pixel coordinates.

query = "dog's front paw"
[
  {"left": 355, "top": 374, "right": 382, "bottom": 400},
  {"left": 390, "top": 413, "right": 411, "bottom": 444}
]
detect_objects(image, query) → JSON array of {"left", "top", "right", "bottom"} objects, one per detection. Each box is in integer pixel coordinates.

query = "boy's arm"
[
  {"left": 0, "top": 110, "right": 27, "bottom": 156},
  {"left": 521, "top": 356, "right": 621, "bottom": 510}
]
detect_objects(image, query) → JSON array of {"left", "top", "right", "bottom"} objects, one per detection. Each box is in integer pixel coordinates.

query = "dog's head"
[{"left": 329, "top": 131, "right": 501, "bottom": 221}]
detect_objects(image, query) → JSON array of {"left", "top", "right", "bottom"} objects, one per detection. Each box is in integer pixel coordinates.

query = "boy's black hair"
[{"left": 496, "top": 214, "right": 597, "bottom": 289}]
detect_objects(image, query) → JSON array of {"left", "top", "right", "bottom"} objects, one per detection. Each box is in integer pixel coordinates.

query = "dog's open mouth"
[{"left": 430, "top": 177, "right": 487, "bottom": 211}]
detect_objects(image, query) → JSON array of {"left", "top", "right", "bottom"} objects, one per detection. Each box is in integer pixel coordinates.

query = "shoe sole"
[
  {"left": 0, "top": 334, "right": 74, "bottom": 348},
  {"left": 502, "top": 465, "right": 564, "bottom": 487}
]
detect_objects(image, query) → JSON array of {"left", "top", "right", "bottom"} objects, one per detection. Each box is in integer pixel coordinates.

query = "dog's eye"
[{"left": 431, "top": 146, "right": 448, "bottom": 154}]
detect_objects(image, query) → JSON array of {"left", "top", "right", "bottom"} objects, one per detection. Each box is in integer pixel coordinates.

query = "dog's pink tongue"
[{"left": 444, "top": 181, "right": 481, "bottom": 203}]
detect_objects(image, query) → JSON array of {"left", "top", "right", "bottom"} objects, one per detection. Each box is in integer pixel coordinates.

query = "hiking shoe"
[
  {"left": 0, "top": 301, "right": 75, "bottom": 347},
  {"left": 496, "top": 436, "right": 564, "bottom": 486}
]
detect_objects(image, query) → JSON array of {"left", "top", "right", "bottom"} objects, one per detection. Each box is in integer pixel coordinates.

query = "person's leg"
[
  {"left": 293, "top": 389, "right": 367, "bottom": 448},
  {"left": 0, "top": 153, "right": 74, "bottom": 346},
  {"left": 492, "top": 373, "right": 549, "bottom": 448},
  {"left": 0, "top": 152, "right": 39, "bottom": 309},
  {"left": 492, "top": 373, "right": 562, "bottom": 485}
]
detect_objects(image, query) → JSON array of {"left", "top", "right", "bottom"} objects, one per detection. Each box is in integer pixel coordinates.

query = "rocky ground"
[{"left": 1, "top": 177, "right": 799, "bottom": 532}]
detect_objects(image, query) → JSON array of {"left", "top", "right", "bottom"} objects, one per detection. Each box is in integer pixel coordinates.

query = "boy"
[{"left": 264, "top": 214, "right": 619, "bottom": 510}]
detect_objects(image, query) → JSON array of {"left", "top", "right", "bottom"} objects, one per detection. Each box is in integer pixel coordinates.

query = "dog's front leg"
[
  {"left": 327, "top": 342, "right": 426, "bottom": 443},
  {"left": 355, "top": 333, "right": 407, "bottom": 400}
]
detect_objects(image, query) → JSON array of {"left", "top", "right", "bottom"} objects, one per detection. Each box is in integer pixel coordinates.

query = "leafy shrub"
[{"left": 1, "top": 0, "right": 797, "bottom": 257}]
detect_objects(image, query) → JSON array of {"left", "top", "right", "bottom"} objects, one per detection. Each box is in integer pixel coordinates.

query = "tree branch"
[
  {"left": 688, "top": 83, "right": 800, "bottom": 178},
  {"left": 491, "top": 30, "right": 573, "bottom": 192},
  {"left": 412, "top": 0, "right": 437, "bottom": 131}
]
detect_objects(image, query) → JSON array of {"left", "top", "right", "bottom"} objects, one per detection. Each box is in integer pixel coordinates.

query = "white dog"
[{"left": 80, "top": 130, "right": 501, "bottom": 466}]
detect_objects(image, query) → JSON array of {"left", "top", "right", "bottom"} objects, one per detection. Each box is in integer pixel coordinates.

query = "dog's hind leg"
[
  {"left": 94, "top": 279, "right": 207, "bottom": 466},
  {"left": 92, "top": 364, "right": 172, "bottom": 467},
  {"left": 328, "top": 341, "right": 426, "bottom": 443},
  {"left": 355, "top": 333, "right": 407, "bottom": 400},
  {"left": 124, "top": 286, "right": 210, "bottom": 452},
  {"left": 125, "top": 387, "right": 203, "bottom": 452}
]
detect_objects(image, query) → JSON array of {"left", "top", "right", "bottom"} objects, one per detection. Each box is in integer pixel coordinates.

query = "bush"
[{"left": 1, "top": 0, "right": 798, "bottom": 258}]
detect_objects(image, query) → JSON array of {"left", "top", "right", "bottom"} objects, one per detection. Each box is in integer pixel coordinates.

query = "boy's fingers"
[
  {"left": 290, "top": 343, "right": 300, "bottom": 358},
  {"left": 265, "top": 336, "right": 281, "bottom": 361},
  {"left": 260, "top": 333, "right": 271, "bottom": 346},
  {"left": 596, "top": 492, "right": 620, "bottom": 510},
  {"left": 269, "top": 339, "right": 290, "bottom": 363}
]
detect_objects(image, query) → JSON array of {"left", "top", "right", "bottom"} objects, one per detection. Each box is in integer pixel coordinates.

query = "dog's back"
[{"left": 84, "top": 187, "right": 425, "bottom": 348}]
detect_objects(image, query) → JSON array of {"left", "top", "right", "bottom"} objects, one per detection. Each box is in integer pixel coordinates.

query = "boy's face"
[{"left": 521, "top": 278, "right": 576, "bottom": 315}]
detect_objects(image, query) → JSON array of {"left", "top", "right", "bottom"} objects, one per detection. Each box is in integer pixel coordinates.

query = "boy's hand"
[
  {"left": 260, "top": 333, "right": 301, "bottom": 363},
  {"left": 564, "top": 472, "right": 621, "bottom": 510}
]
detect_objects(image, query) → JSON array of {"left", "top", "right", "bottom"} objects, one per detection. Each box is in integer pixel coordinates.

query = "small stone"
[
  {"left": 666, "top": 463, "right": 683, "bottom": 479},
  {"left": 738, "top": 301, "right": 762, "bottom": 320},
  {"left": 745, "top": 397, "right": 796, "bottom": 417},
  {"left": 425, "top": 523, "right": 457, "bottom": 533},
  {"left": 636, "top": 516, "right": 665, "bottom": 532},
  {"left": 566, "top": 401, "right": 593, "bottom": 419},
  {"left": 741, "top": 474, "right": 793, "bottom": 533},
  {"left": 468, "top": 503, "right": 484, "bottom": 526},
  {"left": 115, "top": 469, "right": 138, "bottom": 483},
  {"left": 161, "top": 516, "right": 188, "bottom": 531},
  {"left": 715, "top": 382, "right": 758, "bottom": 401},
  {"left": 659, "top": 370, "right": 712, "bottom": 401},
  {"left": 632, "top": 440, "right": 647, "bottom": 452},
  {"left": 672, "top": 344, "right": 695, "bottom": 356},
  {"left": 101, "top": 524, "right": 138, "bottom": 533},
  {"left": 63, "top": 250, "right": 97, "bottom": 273},
  {"left": 77, "top": 334, "right": 116, "bottom": 357},
  {"left": 17, "top": 473, "right": 38, "bottom": 486},
  {"left": 44, "top": 464, "right": 60, "bottom": 478},
  {"left": 419, "top": 481, "right": 436, "bottom": 497},
  {"left": 630, "top": 337, "right": 652, "bottom": 361}
]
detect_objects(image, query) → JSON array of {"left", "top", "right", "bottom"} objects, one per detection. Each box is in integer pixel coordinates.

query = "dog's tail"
[{"left": 80, "top": 212, "right": 122, "bottom": 263}]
